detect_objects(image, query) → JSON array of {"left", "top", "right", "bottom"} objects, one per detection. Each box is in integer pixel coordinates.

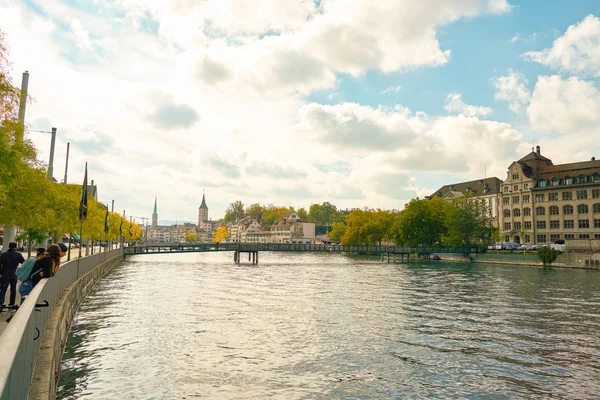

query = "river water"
[{"left": 57, "top": 252, "right": 600, "bottom": 399}]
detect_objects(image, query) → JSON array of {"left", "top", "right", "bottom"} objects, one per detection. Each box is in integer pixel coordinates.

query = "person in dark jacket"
[
  {"left": 31, "top": 244, "right": 66, "bottom": 286},
  {"left": 0, "top": 242, "right": 25, "bottom": 306}
]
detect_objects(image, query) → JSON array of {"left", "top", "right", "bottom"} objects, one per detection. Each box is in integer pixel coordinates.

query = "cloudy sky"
[{"left": 1, "top": 0, "right": 600, "bottom": 225}]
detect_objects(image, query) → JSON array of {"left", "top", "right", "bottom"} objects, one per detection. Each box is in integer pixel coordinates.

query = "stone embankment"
[{"left": 432, "top": 251, "right": 600, "bottom": 270}]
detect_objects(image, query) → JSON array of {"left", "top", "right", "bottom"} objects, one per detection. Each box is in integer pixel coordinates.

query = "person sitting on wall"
[
  {"left": 18, "top": 247, "right": 47, "bottom": 304},
  {"left": 31, "top": 243, "right": 67, "bottom": 287}
]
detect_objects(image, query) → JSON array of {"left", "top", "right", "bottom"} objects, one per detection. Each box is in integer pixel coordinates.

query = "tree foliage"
[
  {"left": 224, "top": 200, "right": 245, "bottom": 223},
  {"left": 341, "top": 208, "right": 393, "bottom": 246},
  {"left": 212, "top": 226, "right": 228, "bottom": 243},
  {"left": 444, "top": 195, "right": 493, "bottom": 248},
  {"left": 328, "top": 221, "right": 346, "bottom": 243},
  {"left": 308, "top": 202, "right": 339, "bottom": 226},
  {"left": 391, "top": 197, "right": 446, "bottom": 246},
  {"left": 185, "top": 231, "right": 198, "bottom": 242},
  {"left": 537, "top": 247, "right": 559, "bottom": 267},
  {"left": 245, "top": 203, "right": 264, "bottom": 222}
]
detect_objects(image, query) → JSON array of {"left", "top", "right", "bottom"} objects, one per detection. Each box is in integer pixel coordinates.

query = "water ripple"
[{"left": 57, "top": 253, "right": 600, "bottom": 399}]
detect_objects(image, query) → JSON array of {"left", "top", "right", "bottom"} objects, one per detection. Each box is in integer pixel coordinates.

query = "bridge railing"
[
  {"left": 0, "top": 248, "right": 123, "bottom": 400},
  {"left": 124, "top": 243, "right": 479, "bottom": 254}
]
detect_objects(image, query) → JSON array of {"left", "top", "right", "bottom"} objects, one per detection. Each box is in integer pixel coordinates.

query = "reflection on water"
[{"left": 57, "top": 253, "right": 600, "bottom": 399}]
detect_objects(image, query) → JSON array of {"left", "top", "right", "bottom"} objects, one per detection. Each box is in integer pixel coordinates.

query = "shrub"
[{"left": 537, "top": 247, "right": 559, "bottom": 267}]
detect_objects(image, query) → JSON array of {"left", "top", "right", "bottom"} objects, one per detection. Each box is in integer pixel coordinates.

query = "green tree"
[
  {"left": 308, "top": 202, "right": 338, "bottom": 226},
  {"left": 444, "top": 195, "right": 493, "bottom": 249},
  {"left": 328, "top": 221, "right": 346, "bottom": 243},
  {"left": 15, "top": 229, "right": 47, "bottom": 257},
  {"left": 296, "top": 207, "right": 308, "bottom": 220},
  {"left": 340, "top": 208, "right": 392, "bottom": 246},
  {"left": 537, "top": 247, "right": 559, "bottom": 267},
  {"left": 260, "top": 204, "right": 293, "bottom": 226},
  {"left": 224, "top": 200, "right": 245, "bottom": 222},
  {"left": 391, "top": 197, "right": 447, "bottom": 246},
  {"left": 245, "top": 203, "right": 264, "bottom": 222}
]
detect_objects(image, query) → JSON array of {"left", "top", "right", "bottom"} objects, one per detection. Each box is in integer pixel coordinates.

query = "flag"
[
  {"left": 119, "top": 210, "right": 124, "bottom": 234},
  {"left": 79, "top": 163, "right": 88, "bottom": 221},
  {"left": 104, "top": 204, "right": 109, "bottom": 233},
  {"left": 129, "top": 216, "right": 133, "bottom": 236}
]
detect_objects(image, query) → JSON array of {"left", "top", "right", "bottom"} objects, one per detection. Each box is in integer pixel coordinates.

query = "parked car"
[{"left": 502, "top": 242, "right": 520, "bottom": 250}]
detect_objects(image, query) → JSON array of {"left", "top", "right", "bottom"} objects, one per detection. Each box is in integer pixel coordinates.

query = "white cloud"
[
  {"left": 522, "top": 14, "right": 600, "bottom": 76},
  {"left": 380, "top": 85, "right": 402, "bottom": 95},
  {"left": 444, "top": 92, "right": 492, "bottom": 117},
  {"left": 70, "top": 19, "right": 92, "bottom": 49},
  {"left": 492, "top": 69, "right": 531, "bottom": 114}
]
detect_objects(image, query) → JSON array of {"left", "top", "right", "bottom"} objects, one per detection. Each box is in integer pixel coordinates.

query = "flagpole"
[{"left": 77, "top": 162, "right": 89, "bottom": 279}]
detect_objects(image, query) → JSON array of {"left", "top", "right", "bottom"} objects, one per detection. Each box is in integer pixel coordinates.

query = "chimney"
[
  {"left": 536, "top": 145, "right": 540, "bottom": 155},
  {"left": 592, "top": 157, "right": 596, "bottom": 161}
]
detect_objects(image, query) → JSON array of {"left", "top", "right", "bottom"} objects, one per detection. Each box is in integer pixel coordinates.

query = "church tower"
[
  {"left": 198, "top": 191, "right": 208, "bottom": 225},
  {"left": 152, "top": 195, "right": 158, "bottom": 227}
]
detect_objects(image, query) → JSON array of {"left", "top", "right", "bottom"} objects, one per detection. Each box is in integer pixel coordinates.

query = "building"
[
  {"left": 427, "top": 177, "right": 502, "bottom": 224},
  {"left": 498, "top": 146, "right": 600, "bottom": 244},
  {"left": 270, "top": 211, "right": 316, "bottom": 244}
]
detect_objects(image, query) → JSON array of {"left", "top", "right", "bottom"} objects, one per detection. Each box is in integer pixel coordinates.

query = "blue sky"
[{"left": 2, "top": 0, "right": 600, "bottom": 223}]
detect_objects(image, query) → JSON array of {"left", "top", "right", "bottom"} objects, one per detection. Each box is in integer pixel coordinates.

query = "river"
[{"left": 56, "top": 252, "right": 600, "bottom": 399}]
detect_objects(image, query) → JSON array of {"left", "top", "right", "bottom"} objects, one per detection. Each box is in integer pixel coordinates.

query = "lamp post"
[{"left": 31, "top": 128, "right": 58, "bottom": 181}]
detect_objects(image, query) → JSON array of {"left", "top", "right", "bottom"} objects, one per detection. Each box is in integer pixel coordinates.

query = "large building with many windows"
[{"left": 498, "top": 146, "right": 600, "bottom": 245}]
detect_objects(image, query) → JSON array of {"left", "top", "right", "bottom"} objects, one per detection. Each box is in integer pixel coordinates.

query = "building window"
[
  {"left": 565, "top": 176, "right": 573, "bottom": 185},
  {"left": 563, "top": 205, "right": 573, "bottom": 215},
  {"left": 564, "top": 220, "right": 574, "bottom": 229},
  {"left": 524, "top": 235, "right": 530, "bottom": 243},
  {"left": 537, "top": 235, "right": 547, "bottom": 243},
  {"left": 524, "top": 183, "right": 529, "bottom": 190},
  {"left": 536, "top": 221, "right": 546, "bottom": 229},
  {"left": 539, "top": 179, "right": 547, "bottom": 188},
  {"left": 549, "top": 206, "right": 559, "bottom": 215},
  {"left": 513, "top": 173, "right": 519, "bottom": 180},
  {"left": 504, "top": 222, "right": 511, "bottom": 230},
  {"left": 578, "top": 204, "right": 589, "bottom": 214},
  {"left": 504, "top": 235, "right": 510, "bottom": 242},
  {"left": 595, "top": 219, "right": 600, "bottom": 229},
  {"left": 513, "top": 208, "right": 521, "bottom": 217},
  {"left": 503, "top": 197, "right": 510, "bottom": 205},
  {"left": 579, "top": 234, "right": 590, "bottom": 239},
  {"left": 593, "top": 173, "right": 600, "bottom": 183},
  {"left": 535, "top": 194, "right": 544, "bottom": 202},
  {"left": 576, "top": 190, "right": 588, "bottom": 200},
  {"left": 503, "top": 209, "right": 511, "bottom": 218},
  {"left": 551, "top": 177, "right": 559, "bottom": 186},
  {"left": 548, "top": 193, "right": 558, "bottom": 201},
  {"left": 512, "top": 196, "right": 520, "bottom": 204},
  {"left": 550, "top": 220, "right": 560, "bottom": 229},
  {"left": 503, "top": 187, "right": 509, "bottom": 193},
  {"left": 514, "top": 222, "right": 521, "bottom": 230},
  {"left": 514, "top": 185, "right": 519, "bottom": 192},
  {"left": 562, "top": 191, "right": 573, "bottom": 201},
  {"left": 565, "top": 234, "right": 575, "bottom": 239},
  {"left": 592, "top": 189, "right": 600, "bottom": 199},
  {"left": 523, "top": 207, "right": 531, "bottom": 216},
  {"left": 579, "top": 219, "right": 589, "bottom": 229},
  {"left": 594, "top": 203, "right": 600, "bottom": 213},
  {"left": 578, "top": 175, "right": 587, "bottom": 184},
  {"left": 596, "top": 234, "right": 600, "bottom": 239},
  {"left": 550, "top": 234, "right": 561, "bottom": 241},
  {"left": 524, "top": 221, "right": 532, "bottom": 229},
  {"left": 523, "top": 195, "right": 530, "bottom": 203},
  {"left": 536, "top": 206, "right": 545, "bottom": 216}
]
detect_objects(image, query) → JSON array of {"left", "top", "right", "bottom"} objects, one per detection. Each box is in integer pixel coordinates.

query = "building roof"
[
  {"left": 537, "top": 158, "right": 600, "bottom": 180},
  {"left": 428, "top": 177, "right": 502, "bottom": 199},
  {"left": 152, "top": 196, "right": 158, "bottom": 217}
]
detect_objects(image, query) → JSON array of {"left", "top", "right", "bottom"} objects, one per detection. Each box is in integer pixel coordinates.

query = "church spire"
[
  {"left": 152, "top": 195, "right": 158, "bottom": 227},
  {"left": 198, "top": 190, "right": 209, "bottom": 224}
]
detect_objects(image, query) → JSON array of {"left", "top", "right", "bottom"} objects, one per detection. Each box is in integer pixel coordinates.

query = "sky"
[{"left": 1, "top": 0, "right": 600, "bottom": 225}]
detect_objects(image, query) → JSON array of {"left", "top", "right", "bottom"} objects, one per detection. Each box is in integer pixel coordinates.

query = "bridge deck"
[{"left": 124, "top": 243, "right": 475, "bottom": 255}]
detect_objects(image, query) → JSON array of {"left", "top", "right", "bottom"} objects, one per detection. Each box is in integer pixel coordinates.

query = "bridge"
[{"left": 124, "top": 243, "right": 477, "bottom": 264}]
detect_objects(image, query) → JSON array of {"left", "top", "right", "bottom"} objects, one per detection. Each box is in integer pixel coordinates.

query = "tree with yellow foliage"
[{"left": 212, "top": 226, "right": 228, "bottom": 243}]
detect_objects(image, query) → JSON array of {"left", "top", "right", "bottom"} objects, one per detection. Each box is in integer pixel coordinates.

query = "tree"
[
  {"left": 537, "top": 247, "right": 559, "bottom": 267},
  {"left": 15, "top": 229, "right": 47, "bottom": 257},
  {"left": 245, "top": 203, "right": 264, "bottom": 222},
  {"left": 340, "top": 208, "right": 392, "bottom": 246},
  {"left": 328, "top": 221, "right": 346, "bottom": 243},
  {"left": 444, "top": 195, "right": 493, "bottom": 249},
  {"left": 185, "top": 231, "right": 198, "bottom": 242},
  {"left": 391, "top": 197, "right": 446, "bottom": 246},
  {"left": 212, "top": 226, "right": 228, "bottom": 243},
  {"left": 308, "top": 202, "right": 338, "bottom": 226},
  {"left": 296, "top": 207, "right": 308, "bottom": 220},
  {"left": 224, "top": 200, "right": 245, "bottom": 223},
  {"left": 260, "top": 204, "right": 293, "bottom": 226}
]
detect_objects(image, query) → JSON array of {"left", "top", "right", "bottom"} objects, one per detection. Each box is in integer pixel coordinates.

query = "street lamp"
[{"left": 31, "top": 127, "right": 58, "bottom": 181}]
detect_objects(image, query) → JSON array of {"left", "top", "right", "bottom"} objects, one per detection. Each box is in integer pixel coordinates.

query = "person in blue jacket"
[{"left": 0, "top": 242, "right": 25, "bottom": 307}]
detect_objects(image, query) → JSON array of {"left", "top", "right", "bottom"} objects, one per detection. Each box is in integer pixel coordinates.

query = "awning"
[{"left": 71, "top": 234, "right": 81, "bottom": 240}]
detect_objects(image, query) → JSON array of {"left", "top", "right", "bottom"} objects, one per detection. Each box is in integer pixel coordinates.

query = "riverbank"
[{"left": 428, "top": 251, "right": 600, "bottom": 270}]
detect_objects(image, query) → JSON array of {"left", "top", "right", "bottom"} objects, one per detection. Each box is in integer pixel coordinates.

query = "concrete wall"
[
  {"left": 554, "top": 252, "right": 600, "bottom": 269},
  {"left": 28, "top": 254, "right": 123, "bottom": 400},
  {"left": 435, "top": 251, "right": 600, "bottom": 269}
]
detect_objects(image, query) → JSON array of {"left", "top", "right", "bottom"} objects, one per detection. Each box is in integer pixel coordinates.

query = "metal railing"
[
  {"left": 0, "top": 248, "right": 123, "bottom": 400},
  {"left": 124, "top": 243, "right": 478, "bottom": 255}
]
